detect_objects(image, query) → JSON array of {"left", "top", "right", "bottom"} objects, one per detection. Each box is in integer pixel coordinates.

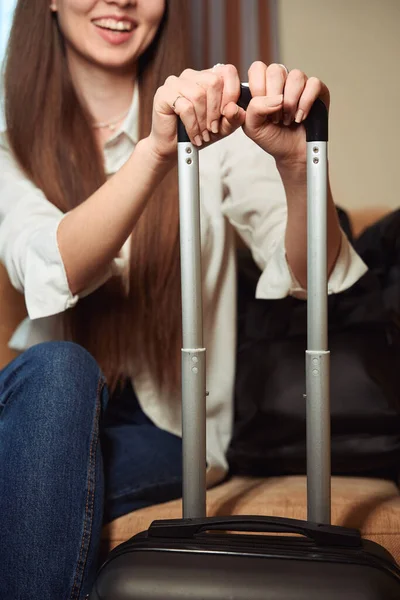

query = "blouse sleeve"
[
  {"left": 0, "top": 133, "right": 122, "bottom": 320},
  {"left": 219, "top": 128, "right": 368, "bottom": 299}
]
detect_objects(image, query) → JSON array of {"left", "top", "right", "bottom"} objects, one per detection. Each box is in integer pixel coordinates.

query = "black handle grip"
[
  {"left": 237, "top": 83, "right": 252, "bottom": 110},
  {"left": 149, "top": 515, "right": 361, "bottom": 548},
  {"left": 304, "top": 97, "right": 328, "bottom": 142}
]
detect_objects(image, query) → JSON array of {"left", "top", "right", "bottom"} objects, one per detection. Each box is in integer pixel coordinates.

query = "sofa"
[{"left": 1, "top": 206, "right": 399, "bottom": 563}]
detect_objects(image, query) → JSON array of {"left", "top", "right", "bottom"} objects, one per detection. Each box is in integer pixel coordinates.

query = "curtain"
[{"left": 188, "top": 0, "right": 278, "bottom": 77}]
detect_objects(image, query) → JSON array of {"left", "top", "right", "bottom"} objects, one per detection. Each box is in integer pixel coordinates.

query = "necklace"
[{"left": 92, "top": 109, "right": 130, "bottom": 132}]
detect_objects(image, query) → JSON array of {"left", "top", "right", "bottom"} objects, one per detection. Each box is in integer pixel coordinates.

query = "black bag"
[
  {"left": 227, "top": 213, "right": 400, "bottom": 478},
  {"left": 89, "top": 94, "right": 400, "bottom": 599},
  {"left": 354, "top": 208, "right": 400, "bottom": 317}
]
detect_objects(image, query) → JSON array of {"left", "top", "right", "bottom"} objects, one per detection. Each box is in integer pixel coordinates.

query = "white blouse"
[{"left": 0, "top": 87, "right": 368, "bottom": 487}]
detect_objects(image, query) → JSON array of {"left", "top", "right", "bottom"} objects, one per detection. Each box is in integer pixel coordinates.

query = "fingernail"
[
  {"left": 266, "top": 94, "right": 283, "bottom": 107},
  {"left": 194, "top": 135, "right": 203, "bottom": 147},
  {"left": 202, "top": 130, "right": 211, "bottom": 143},
  {"left": 295, "top": 109, "right": 304, "bottom": 123},
  {"left": 283, "top": 113, "right": 292, "bottom": 126},
  {"left": 272, "top": 108, "right": 282, "bottom": 125},
  {"left": 211, "top": 120, "right": 219, "bottom": 134}
]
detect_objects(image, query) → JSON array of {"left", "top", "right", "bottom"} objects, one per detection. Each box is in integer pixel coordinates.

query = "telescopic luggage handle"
[{"left": 177, "top": 85, "right": 330, "bottom": 524}]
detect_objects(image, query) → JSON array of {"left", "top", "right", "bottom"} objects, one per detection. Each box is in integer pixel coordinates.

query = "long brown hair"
[{"left": 5, "top": 0, "right": 190, "bottom": 392}]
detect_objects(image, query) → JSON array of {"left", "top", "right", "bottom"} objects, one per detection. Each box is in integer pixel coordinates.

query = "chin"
[{"left": 87, "top": 48, "right": 139, "bottom": 73}]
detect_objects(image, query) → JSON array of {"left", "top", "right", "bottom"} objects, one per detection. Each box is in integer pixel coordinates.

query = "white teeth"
[{"left": 93, "top": 18, "right": 133, "bottom": 32}]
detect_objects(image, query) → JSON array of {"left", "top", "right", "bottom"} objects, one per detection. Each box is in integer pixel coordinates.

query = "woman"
[{"left": 0, "top": 0, "right": 367, "bottom": 598}]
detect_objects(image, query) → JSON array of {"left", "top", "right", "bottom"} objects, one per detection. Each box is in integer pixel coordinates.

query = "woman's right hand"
[{"left": 146, "top": 64, "right": 246, "bottom": 163}]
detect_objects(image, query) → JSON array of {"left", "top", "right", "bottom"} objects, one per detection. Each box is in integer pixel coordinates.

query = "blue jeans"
[{"left": 0, "top": 342, "right": 183, "bottom": 600}]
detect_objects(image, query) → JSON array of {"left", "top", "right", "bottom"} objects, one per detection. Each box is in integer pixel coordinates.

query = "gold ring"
[{"left": 172, "top": 95, "right": 183, "bottom": 111}]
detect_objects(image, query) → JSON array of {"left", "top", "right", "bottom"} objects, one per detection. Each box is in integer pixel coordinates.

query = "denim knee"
[
  {"left": 0, "top": 342, "right": 107, "bottom": 600},
  {"left": 0, "top": 341, "right": 108, "bottom": 426}
]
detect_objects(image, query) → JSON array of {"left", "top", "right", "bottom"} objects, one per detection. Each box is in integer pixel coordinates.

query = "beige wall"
[{"left": 278, "top": 0, "right": 400, "bottom": 210}]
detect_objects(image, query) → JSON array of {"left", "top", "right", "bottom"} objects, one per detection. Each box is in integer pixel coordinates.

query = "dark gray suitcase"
[{"left": 89, "top": 88, "right": 400, "bottom": 599}]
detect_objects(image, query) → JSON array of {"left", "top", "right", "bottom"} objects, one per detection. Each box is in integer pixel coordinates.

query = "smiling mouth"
[{"left": 92, "top": 18, "right": 135, "bottom": 32}]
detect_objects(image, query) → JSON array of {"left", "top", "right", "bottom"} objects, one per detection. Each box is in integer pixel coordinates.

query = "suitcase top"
[{"left": 102, "top": 516, "right": 400, "bottom": 586}]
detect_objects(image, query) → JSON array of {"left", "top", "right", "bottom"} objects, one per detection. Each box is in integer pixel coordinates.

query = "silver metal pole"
[
  {"left": 178, "top": 141, "right": 207, "bottom": 519},
  {"left": 307, "top": 142, "right": 328, "bottom": 352},
  {"left": 306, "top": 141, "right": 331, "bottom": 524}
]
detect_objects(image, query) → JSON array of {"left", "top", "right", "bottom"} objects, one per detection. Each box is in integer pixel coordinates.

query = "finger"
[
  {"left": 265, "top": 63, "right": 288, "bottom": 124},
  {"left": 211, "top": 64, "right": 241, "bottom": 116},
  {"left": 265, "top": 62, "right": 288, "bottom": 96},
  {"left": 245, "top": 94, "right": 284, "bottom": 131},
  {"left": 281, "top": 69, "right": 307, "bottom": 126},
  {"left": 219, "top": 101, "right": 246, "bottom": 136},
  {"left": 189, "top": 71, "right": 224, "bottom": 136},
  {"left": 248, "top": 60, "right": 267, "bottom": 98},
  {"left": 171, "top": 96, "right": 203, "bottom": 146},
  {"left": 160, "top": 75, "right": 205, "bottom": 146},
  {"left": 175, "top": 75, "right": 208, "bottom": 140},
  {"left": 294, "top": 77, "right": 330, "bottom": 123},
  {"left": 155, "top": 78, "right": 201, "bottom": 146}
]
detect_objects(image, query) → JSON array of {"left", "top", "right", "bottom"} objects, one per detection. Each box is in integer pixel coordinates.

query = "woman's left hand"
[{"left": 243, "top": 62, "right": 330, "bottom": 166}]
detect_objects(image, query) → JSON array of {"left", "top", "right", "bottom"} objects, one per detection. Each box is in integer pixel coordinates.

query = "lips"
[{"left": 91, "top": 15, "right": 137, "bottom": 45}]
